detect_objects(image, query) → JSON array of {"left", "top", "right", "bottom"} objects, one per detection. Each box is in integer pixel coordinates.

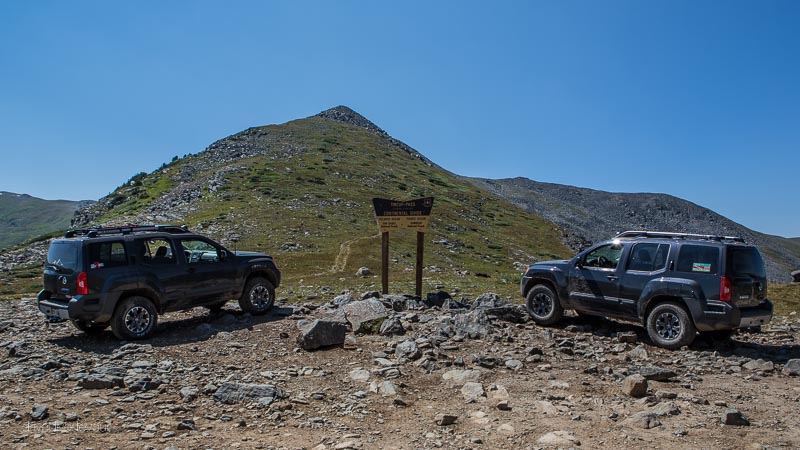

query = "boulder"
[
  {"left": 332, "top": 295, "right": 355, "bottom": 308},
  {"left": 454, "top": 309, "right": 490, "bottom": 339},
  {"left": 343, "top": 299, "right": 388, "bottom": 333},
  {"left": 472, "top": 293, "right": 508, "bottom": 309},
  {"left": 213, "top": 382, "right": 284, "bottom": 406},
  {"left": 296, "top": 320, "right": 347, "bottom": 351}
]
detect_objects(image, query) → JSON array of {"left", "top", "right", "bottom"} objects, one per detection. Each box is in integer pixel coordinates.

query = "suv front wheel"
[
  {"left": 646, "top": 302, "right": 696, "bottom": 349},
  {"left": 525, "top": 284, "right": 563, "bottom": 326},
  {"left": 239, "top": 277, "right": 275, "bottom": 315},
  {"left": 112, "top": 296, "right": 158, "bottom": 340}
]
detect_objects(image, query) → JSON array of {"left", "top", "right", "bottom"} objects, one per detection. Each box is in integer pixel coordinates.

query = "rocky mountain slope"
[
  {"left": 60, "top": 106, "right": 571, "bottom": 299},
  {"left": 466, "top": 177, "right": 800, "bottom": 282},
  {"left": 0, "top": 192, "right": 92, "bottom": 251}
]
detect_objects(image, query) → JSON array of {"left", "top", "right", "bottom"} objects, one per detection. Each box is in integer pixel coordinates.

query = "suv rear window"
[
  {"left": 47, "top": 241, "right": 82, "bottom": 272},
  {"left": 87, "top": 241, "right": 128, "bottom": 269},
  {"left": 677, "top": 244, "right": 720, "bottom": 274},
  {"left": 727, "top": 247, "right": 766, "bottom": 278}
]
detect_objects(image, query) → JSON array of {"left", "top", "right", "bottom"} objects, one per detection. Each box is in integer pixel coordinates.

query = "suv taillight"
[
  {"left": 76, "top": 271, "right": 88, "bottom": 295},
  {"left": 720, "top": 276, "right": 731, "bottom": 302}
]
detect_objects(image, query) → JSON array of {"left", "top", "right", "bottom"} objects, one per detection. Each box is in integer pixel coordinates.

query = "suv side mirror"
[
  {"left": 575, "top": 259, "right": 583, "bottom": 268},
  {"left": 219, "top": 250, "right": 228, "bottom": 261}
]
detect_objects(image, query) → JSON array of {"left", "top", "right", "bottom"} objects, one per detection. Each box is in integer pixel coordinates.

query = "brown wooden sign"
[
  {"left": 371, "top": 197, "right": 434, "bottom": 296},
  {"left": 372, "top": 197, "right": 434, "bottom": 232}
]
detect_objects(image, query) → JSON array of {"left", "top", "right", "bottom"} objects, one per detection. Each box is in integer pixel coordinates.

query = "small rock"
[
  {"left": 461, "top": 382, "right": 486, "bottom": 403},
  {"left": 395, "top": 340, "right": 421, "bottom": 360},
  {"left": 356, "top": 267, "right": 372, "bottom": 277},
  {"left": 622, "top": 374, "right": 647, "bottom": 397},
  {"left": 536, "top": 430, "right": 581, "bottom": 446},
  {"left": 349, "top": 369, "right": 371, "bottom": 383},
  {"left": 379, "top": 317, "right": 405, "bottom": 336},
  {"left": 504, "top": 359, "right": 523, "bottom": 370},
  {"left": 637, "top": 366, "right": 677, "bottom": 381},
  {"left": 30, "top": 404, "right": 48, "bottom": 421},
  {"left": 496, "top": 399, "right": 511, "bottom": 411},
  {"left": 743, "top": 359, "right": 774, "bottom": 372},
  {"left": 442, "top": 369, "right": 482, "bottom": 387},
  {"left": 622, "top": 374, "right": 648, "bottom": 398},
  {"left": 722, "top": 409, "right": 750, "bottom": 426},
  {"left": 179, "top": 387, "right": 199, "bottom": 403},
  {"left": 624, "top": 411, "right": 661, "bottom": 429},
  {"left": 617, "top": 331, "right": 638, "bottom": 343},
  {"left": 435, "top": 413, "right": 458, "bottom": 426},
  {"left": 213, "top": 382, "right": 285, "bottom": 406},
  {"left": 627, "top": 345, "right": 649, "bottom": 360},
  {"left": 783, "top": 359, "right": 800, "bottom": 376},
  {"left": 177, "top": 418, "right": 197, "bottom": 431}
]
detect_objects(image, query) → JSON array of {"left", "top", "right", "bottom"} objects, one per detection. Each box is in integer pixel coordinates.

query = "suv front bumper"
[{"left": 693, "top": 298, "right": 773, "bottom": 331}]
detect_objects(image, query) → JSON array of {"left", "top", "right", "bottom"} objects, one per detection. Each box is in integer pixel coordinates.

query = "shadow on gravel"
[{"left": 46, "top": 306, "right": 294, "bottom": 355}]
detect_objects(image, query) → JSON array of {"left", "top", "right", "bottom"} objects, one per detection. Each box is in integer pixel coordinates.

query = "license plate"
[{"left": 40, "top": 306, "right": 69, "bottom": 321}]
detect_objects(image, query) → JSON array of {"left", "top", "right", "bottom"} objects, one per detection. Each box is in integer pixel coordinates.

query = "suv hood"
[{"left": 531, "top": 260, "right": 571, "bottom": 267}]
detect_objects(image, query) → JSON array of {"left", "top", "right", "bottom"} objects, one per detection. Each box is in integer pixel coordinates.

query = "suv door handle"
[{"left": 607, "top": 275, "right": 618, "bottom": 281}]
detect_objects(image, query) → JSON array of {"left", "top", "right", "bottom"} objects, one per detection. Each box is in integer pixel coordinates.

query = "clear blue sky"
[{"left": 1, "top": 1, "right": 798, "bottom": 237}]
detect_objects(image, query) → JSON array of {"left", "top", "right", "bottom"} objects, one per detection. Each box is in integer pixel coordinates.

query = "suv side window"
[
  {"left": 677, "top": 244, "right": 719, "bottom": 274},
  {"left": 583, "top": 244, "right": 623, "bottom": 269},
  {"left": 180, "top": 239, "right": 222, "bottom": 264},
  {"left": 87, "top": 241, "right": 128, "bottom": 269},
  {"left": 627, "top": 243, "right": 670, "bottom": 272},
  {"left": 136, "top": 238, "right": 176, "bottom": 265}
]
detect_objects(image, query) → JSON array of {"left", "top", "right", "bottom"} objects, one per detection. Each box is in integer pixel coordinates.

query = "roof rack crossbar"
[
  {"left": 64, "top": 224, "right": 189, "bottom": 238},
  {"left": 614, "top": 230, "right": 745, "bottom": 243}
]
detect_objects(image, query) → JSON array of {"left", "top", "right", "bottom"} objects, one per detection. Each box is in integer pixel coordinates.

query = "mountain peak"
[{"left": 315, "top": 105, "right": 388, "bottom": 137}]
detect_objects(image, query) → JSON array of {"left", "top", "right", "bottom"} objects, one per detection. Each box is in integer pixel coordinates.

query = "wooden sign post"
[{"left": 372, "top": 197, "right": 434, "bottom": 297}]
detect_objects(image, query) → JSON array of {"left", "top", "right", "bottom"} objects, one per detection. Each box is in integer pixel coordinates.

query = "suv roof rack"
[
  {"left": 65, "top": 224, "right": 190, "bottom": 238},
  {"left": 615, "top": 230, "right": 746, "bottom": 243}
]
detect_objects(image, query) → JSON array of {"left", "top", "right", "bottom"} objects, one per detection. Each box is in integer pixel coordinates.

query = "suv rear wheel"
[
  {"left": 71, "top": 320, "right": 108, "bottom": 334},
  {"left": 646, "top": 302, "right": 696, "bottom": 349},
  {"left": 239, "top": 277, "right": 275, "bottom": 315},
  {"left": 112, "top": 296, "right": 158, "bottom": 340},
  {"left": 525, "top": 284, "right": 563, "bottom": 326}
]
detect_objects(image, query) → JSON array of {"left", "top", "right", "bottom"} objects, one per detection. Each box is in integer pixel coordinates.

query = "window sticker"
[{"left": 692, "top": 262, "right": 711, "bottom": 273}]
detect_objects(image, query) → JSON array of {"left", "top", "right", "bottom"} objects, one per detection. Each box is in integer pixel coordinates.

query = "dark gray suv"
[
  {"left": 520, "top": 231, "right": 773, "bottom": 349},
  {"left": 37, "top": 225, "right": 281, "bottom": 340}
]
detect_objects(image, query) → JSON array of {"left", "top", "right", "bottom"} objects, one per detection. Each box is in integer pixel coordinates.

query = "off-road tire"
[
  {"left": 646, "top": 302, "right": 696, "bottom": 350},
  {"left": 71, "top": 320, "right": 108, "bottom": 334},
  {"left": 238, "top": 277, "right": 275, "bottom": 315},
  {"left": 111, "top": 296, "right": 158, "bottom": 340},
  {"left": 525, "top": 284, "right": 564, "bottom": 326}
]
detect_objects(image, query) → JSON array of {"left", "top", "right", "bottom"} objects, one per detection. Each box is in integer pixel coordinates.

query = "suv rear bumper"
[
  {"left": 37, "top": 290, "right": 112, "bottom": 324},
  {"left": 693, "top": 299, "right": 773, "bottom": 331}
]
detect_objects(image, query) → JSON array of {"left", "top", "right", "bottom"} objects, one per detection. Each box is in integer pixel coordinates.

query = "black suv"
[
  {"left": 37, "top": 225, "right": 281, "bottom": 340},
  {"left": 520, "top": 231, "right": 773, "bottom": 349}
]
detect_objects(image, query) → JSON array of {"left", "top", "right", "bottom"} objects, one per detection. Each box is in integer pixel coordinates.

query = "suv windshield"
[
  {"left": 46, "top": 241, "right": 82, "bottom": 273},
  {"left": 727, "top": 247, "right": 766, "bottom": 278}
]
